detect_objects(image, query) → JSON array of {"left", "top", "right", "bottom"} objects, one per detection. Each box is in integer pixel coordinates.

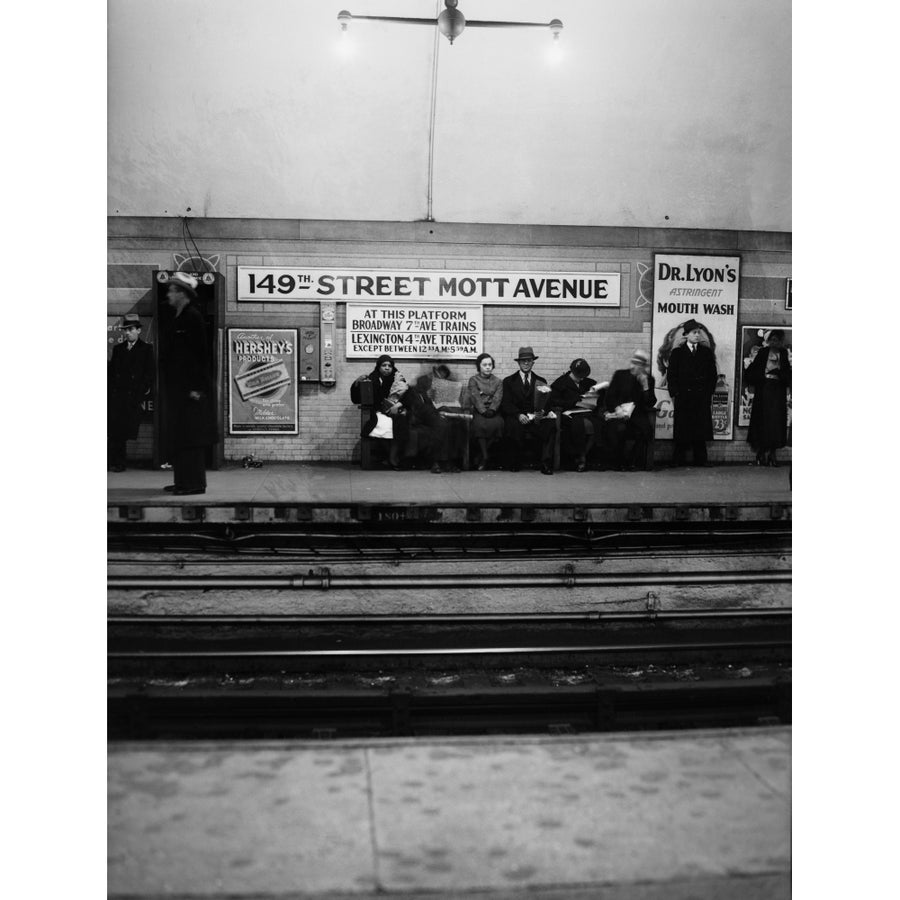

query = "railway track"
[
  {"left": 108, "top": 609, "right": 790, "bottom": 673},
  {"left": 108, "top": 519, "right": 791, "bottom": 739}
]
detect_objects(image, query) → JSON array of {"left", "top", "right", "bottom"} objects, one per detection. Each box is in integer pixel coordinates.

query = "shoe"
[
  {"left": 477, "top": 462, "right": 487, "bottom": 471},
  {"left": 163, "top": 485, "right": 178, "bottom": 492},
  {"left": 173, "top": 488, "right": 206, "bottom": 496},
  {"left": 540, "top": 463, "right": 554, "bottom": 475},
  {"left": 110, "top": 465, "right": 126, "bottom": 473},
  {"left": 449, "top": 465, "right": 461, "bottom": 473},
  {"left": 431, "top": 463, "right": 442, "bottom": 474},
  {"left": 508, "top": 465, "right": 520, "bottom": 473}
]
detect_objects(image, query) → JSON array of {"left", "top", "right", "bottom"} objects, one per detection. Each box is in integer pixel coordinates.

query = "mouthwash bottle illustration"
[{"left": 712, "top": 374, "right": 730, "bottom": 434}]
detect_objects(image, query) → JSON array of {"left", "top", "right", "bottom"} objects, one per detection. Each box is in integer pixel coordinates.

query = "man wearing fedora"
[
  {"left": 665, "top": 319, "right": 717, "bottom": 467},
  {"left": 500, "top": 346, "right": 554, "bottom": 473},
  {"left": 160, "top": 272, "right": 218, "bottom": 494},
  {"left": 108, "top": 313, "right": 154, "bottom": 472},
  {"left": 603, "top": 349, "right": 658, "bottom": 471}
]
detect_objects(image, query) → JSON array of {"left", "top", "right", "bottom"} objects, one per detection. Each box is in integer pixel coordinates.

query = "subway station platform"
[
  {"left": 107, "top": 462, "right": 791, "bottom": 526},
  {"left": 108, "top": 726, "right": 790, "bottom": 900}
]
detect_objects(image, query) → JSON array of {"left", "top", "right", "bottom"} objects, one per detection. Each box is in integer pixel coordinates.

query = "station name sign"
[{"left": 238, "top": 267, "right": 620, "bottom": 307}]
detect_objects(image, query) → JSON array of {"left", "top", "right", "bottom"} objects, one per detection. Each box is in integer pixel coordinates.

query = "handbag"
[{"left": 369, "top": 411, "right": 394, "bottom": 440}]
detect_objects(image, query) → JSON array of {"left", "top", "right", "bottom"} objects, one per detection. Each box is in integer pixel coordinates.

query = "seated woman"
[
  {"left": 465, "top": 353, "right": 504, "bottom": 471},
  {"left": 350, "top": 354, "right": 412, "bottom": 470}
]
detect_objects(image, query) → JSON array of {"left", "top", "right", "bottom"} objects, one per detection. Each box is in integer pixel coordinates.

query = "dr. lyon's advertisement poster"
[
  {"left": 228, "top": 328, "right": 298, "bottom": 434},
  {"left": 651, "top": 254, "right": 740, "bottom": 441}
]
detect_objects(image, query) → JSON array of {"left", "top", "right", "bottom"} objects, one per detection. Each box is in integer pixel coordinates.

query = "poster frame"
[
  {"left": 227, "top": 327, "right": 299, "bottom": 436},
  {"left": 650, "top": 252, "right": 742, "bottom": 441}
]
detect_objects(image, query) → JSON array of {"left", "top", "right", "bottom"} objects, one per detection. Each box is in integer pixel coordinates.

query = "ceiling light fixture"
[{"left": 337, "top": 1, "right": 563, "bottom": 47}]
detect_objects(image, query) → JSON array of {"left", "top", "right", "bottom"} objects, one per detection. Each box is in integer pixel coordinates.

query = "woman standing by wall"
[
  {"left": 745, "top": 330, "right": 791, "bottom": 467},
  {"left": 465, "top": 353, "right": 504, "bottom": 471}
]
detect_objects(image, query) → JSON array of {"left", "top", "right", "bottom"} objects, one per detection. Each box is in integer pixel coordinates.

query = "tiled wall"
[{"left": 108, "top": 219, "right": 791, "bottom": 465}]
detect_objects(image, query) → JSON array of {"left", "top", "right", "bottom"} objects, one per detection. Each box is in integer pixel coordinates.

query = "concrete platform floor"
[
  {"left": 107, "top": 461, "right": 791, "bottom": 508},
  {"left": 108, "top": 727, "right": 790, "bottom": 900}
]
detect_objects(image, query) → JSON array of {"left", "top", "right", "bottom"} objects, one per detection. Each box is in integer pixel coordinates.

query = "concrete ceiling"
[{"left": 108, "top": 0, "right": 791, "bottom": 231}]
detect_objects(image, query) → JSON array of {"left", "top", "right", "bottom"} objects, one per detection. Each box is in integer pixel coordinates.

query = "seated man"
[
  {"left": 546, "top": 358, "right": 603, "bottom": 472},
  {"left": 602, "top": 349, "right": 657, "bottom": 471},
  {"left": 500, "top": 346, "right": 554, "bottom": 473},
  {"left": 425, "top": 364, "right": 468, "bottom": 470}
]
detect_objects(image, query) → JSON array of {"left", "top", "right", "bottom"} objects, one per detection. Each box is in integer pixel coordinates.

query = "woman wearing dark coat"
[
  {"left": 666, "top": 319, "right": 718, "bottom": 466},
  {"left": 745, "top": 330, "right": 791, "bottom": 466},
  {"left": 350, "top": 354, "right": 412, "bottom": 470},
  {"left": 161, "top": 272, "right": 218, "bottom": 494},
  {"left": 465, "top": 353, "right": 504, "bottom": 470}
]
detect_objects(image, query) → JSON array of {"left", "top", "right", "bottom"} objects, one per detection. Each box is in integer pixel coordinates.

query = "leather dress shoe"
[
  {"left": 431, "top": 463, "right": 442, "bottom": 474},
  {"left": 173, "top": 488, "right": 205, "bottom": 496},
  {"left": 163, "top": 485, "right": 177, "bottom": 492},
  {"left": 540, "top": 463, "right": 554, "bottom": 475}
]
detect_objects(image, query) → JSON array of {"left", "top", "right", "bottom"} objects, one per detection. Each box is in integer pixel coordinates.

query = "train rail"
[{"left": 108, "top": 609, "right": 790, "bottom": 672}]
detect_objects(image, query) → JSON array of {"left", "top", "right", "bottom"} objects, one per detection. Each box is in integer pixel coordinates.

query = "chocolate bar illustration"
[{"left": 234, "top": 361, "right": 291, "bottom": 400}]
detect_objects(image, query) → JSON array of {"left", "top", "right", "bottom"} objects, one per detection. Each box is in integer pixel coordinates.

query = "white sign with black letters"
[
  {"left": 238, "top": 267, "right": 620, "bottom": 307},
  {"left": 346, "top": 303, "right": 483, "bottom": 359}
]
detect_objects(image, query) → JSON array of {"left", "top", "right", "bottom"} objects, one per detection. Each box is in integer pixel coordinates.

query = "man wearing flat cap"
[
  {"left": 665, "top": 319, "right": 717, "bottom": 467},
  {"left": 160, "top": 272, "right": 218, "bottom": 494},
  {"left": 108, "top": 313, "right": 154, "bottom": 471},
  {"left": 500, "top": 346, "right": 551, "bottom": 472},
  {"left": 603, "top": 349, "right": 658, "bottom": 471},
  {"left": 547, "top": 358, "right": 600, "bottom": 472}
]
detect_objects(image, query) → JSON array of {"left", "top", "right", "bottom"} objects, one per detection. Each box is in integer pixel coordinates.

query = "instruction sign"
[{"left": 346, "top": 303, "right": 483, "bottom": 359}]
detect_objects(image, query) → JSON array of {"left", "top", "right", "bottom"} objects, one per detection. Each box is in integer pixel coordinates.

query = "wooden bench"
[{"left": 356, "top": 380, "right": 472, "bottom": 470}]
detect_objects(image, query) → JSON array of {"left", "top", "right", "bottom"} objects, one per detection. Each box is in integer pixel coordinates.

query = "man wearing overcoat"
[
  {"left": 500, "top": 346, "right": 553, "bottom": 472},
  {"left": 161, "top": 272, "right": 217, "bottom": 494},
  {"left": 108, "top": 313, "right": 154, "bottom": 471},
  {"left": 665, "top": 319, "right": 717, "bottom": 466},
  {"left": 603, "top": 349, "right": 657, "bottom": 470}
]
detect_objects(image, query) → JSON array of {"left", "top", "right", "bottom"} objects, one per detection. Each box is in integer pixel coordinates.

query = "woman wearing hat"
[
  {"left": 602, "top": 349, "right": 658, "bottom": 471},
  {"left": 160, "top": 272, "right": 218, "bottom": 494},
  {"left": 548, "top": 358, "right": 600, "bottom": 472},
  {"left": 351, "top": 354, "right": 412, "bottom": 470},
  {"left": 465, "top": 353, "right": 504, "bottom": 470},
  {"left": 744, "top": 329, "right": 791, "bottom": 466},
  {"left": 665, "top": 319, "right": 718, "bottom": 467}
]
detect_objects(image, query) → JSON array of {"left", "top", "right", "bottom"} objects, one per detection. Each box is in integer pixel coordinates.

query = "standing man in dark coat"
[
  {"left": 603, "top": 349, "right": 657, "bottom": 470},
  {"left": 108, "top": 313, "right": 154, "bottom": 471},
  {"left": 666, "top": 319, "right": 717, "bottom": 467},
  {"left": 500, "top": 346, "right": 552, "bottom": 472},
  {"left": 161, "top": 272, "right": 217, "bottom": 495}
]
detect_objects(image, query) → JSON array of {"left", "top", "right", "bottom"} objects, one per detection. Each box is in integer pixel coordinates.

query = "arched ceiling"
[{"left": 108, "top": 0, "right": 791, "bottom": 231}]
